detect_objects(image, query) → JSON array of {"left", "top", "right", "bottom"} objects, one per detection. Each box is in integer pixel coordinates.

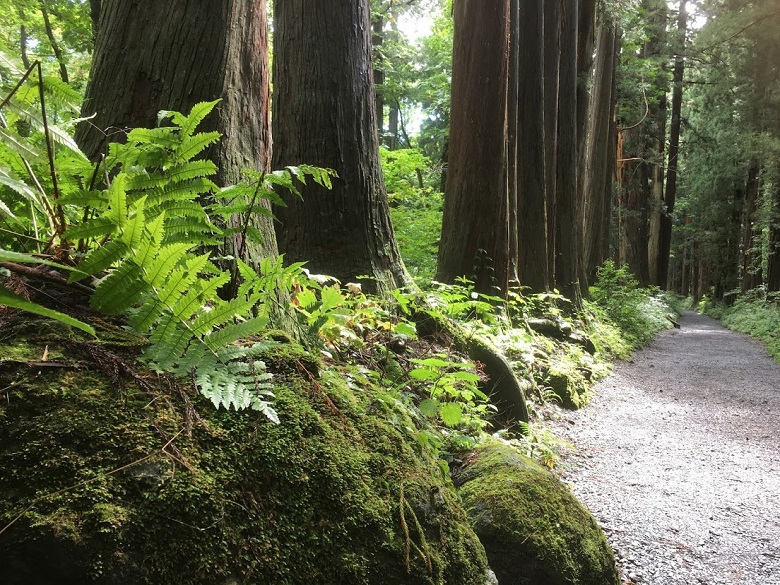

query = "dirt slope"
[{"left": 552, "top": 310, "right": 780, "bottom": 585}]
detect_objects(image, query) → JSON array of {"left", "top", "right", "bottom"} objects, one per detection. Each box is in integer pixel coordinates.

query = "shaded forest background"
[{"left": 0, "top": 0, "right": 779, "bottom": 303}]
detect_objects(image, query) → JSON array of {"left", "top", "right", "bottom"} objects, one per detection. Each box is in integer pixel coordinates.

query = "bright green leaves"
[{"left": 408, "top": 356, "right": 486, "bottom": 429}]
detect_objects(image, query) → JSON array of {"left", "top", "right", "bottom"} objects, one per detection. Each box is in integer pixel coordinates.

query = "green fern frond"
[
  {"left": 62, "top": 217, "right": 117, "bottom": 242},
  {"left": 174, "top": 99, "right": 221, "bottom": 137},
  {"left": 56, "top": 189, "right": 108, "bottom": 209},
  {"left": 153, "top": 253, "right": 211, "bottom": 307},
  {"left": 124, "top": 127, "right": 180, "bottom": 149},
  {"left": 167, "top": 160, "right": 218, "bottom": 182},
  {"left": 125, "top": 171, "right": 169, "bottom": 191},
  {"left": 40, "top": 76, "right": 82, "bottom": 112},
  {"left": 0, "top": 169, "right": 40, "bottom": 203},
  {"left": 190, "top": 297, "right": 258, "bottom": 336},
  {"left": 90, "top": 262, "right": 147, "bottom": 314},
  {"left": 146, "top": 316, "right": 195, "bottom": 371},
  {"left": 176, "top": 131, "right": 221, "bottom": 161},
  {"left": 204, "top": 317, "right": 270, "bottom": 351},
  {"left": 73, "top": 240, "right": 128, "bottom": 281},
  {"left": 120, "top": 196, "right": 147, "bottom": 249},
  {"left": 141, "top": 242, "right": 193, "bottom": 288},
  {"left": 0, "top": 128, "right": 46, "bottom": 163}
]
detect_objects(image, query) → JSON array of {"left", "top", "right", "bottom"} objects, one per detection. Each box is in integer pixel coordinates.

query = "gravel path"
[{"left": 552, "top": 310, "right": 780, "bottom": 585}]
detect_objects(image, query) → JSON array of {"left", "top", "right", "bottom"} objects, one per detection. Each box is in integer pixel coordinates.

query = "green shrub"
[{"left": 702, "top": 291, "right": 780, "bottom": 362}]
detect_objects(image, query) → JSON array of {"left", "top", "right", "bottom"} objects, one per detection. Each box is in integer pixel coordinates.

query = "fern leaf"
[
  {"left": 203, "top": 317, "right": 270, "bottom": 351},
  {"left": 129, "top": 297, "right": 165, "bottom": 333},
  {"left": 0, "top": 286, "right": 95, "bottom": 336},
  {"left": 105, "top": 174, "right": 128, "bottom": 229},
  {"left": 172, "top": 343, "right": 212, "bottom": 375},
  {"left": 0, "top": 129, "right": 46, "bottom": 163},
  {"left": 146, "top": 319, "right": 194, "bottom": 371},
  {"left": 62, "top": 217, "right": 117, "bottom": 242},
  {"left": 120, "top": 195, "right": 147, "bottom": 250},
  {"left": 41, "top": 76, "right": 82, "bottom": 112},
  {"left": 56, "top": 190, "right": 108, "bottom": 209},
  {"left": 125, "top": 171, "right": 169, "bottom": 191},
  {"left": 178, "top": 100, "right": 221, "bottom": 137},
  {"left": 72, "top": 240, "right": 128, "bottom": 281},
  {"left": 142, "top": 243, "right": 192, "bottom": 287},
  {"left": 0, "top": 170, "right": 39, "bottom": 203},
  {"left": 134, "top": 213, "right": 166, "bottom": 268},
  {"left": 8, "top": 103, "right": 86, "bottom": 157},
  {"left": 190, "top": 297, "right": 256, "bottom": 336},
  {"left": 167, "top": 160, "right": 217, "bottom": 183},
  {"left": 0, "top": 51, "right": 23, "bottom": 77},
  {"left": 155, "top": 253, "right": 211, "bottom": 307},
  {"left": 90, "top": 262, "right": 147, "bottom": 314},
  {"left": 0, "top": 198, "right": 16, "bottom": 220},
  {"left": 150, "top": 178, "right": 217, "bottom": 207},
  {"left": 170, "top": 273, "right": 230, "bottom": 321},
  {"left": 176, "top": 131, "right": 220, "bottom": 161},
  {"left": 125, "top": 127, "right": 180, "bottom": 149}
]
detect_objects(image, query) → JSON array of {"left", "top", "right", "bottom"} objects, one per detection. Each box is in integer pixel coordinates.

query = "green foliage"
[
  {"left": 0, "top": 93, "right": 334, "bottom": 422},
  {"left": 701, "top": 291, "right": 780, "bottom": 362},
  {"left": 588, "top": 260, "right": 673, "bottom": 350}
]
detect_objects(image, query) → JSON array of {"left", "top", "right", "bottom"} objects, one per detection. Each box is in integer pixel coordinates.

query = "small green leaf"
[
  {"left": 439, "top": 402, "right": 463, "bottom": 426},
  {"left": 418, "top": 398, "right": 440, "bottom": 418}
]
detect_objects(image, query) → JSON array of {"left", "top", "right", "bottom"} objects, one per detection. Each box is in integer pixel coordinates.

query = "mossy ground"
[
  {"left": 0, "top": 316, "right": 486, "bottom": 584},
  {"left": 457, "top": 443, "right": 620, "bottom": 585}
]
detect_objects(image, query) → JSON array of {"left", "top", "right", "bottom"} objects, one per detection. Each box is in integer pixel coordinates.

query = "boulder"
[
  {"left": 0, "top": 316, "right": 487, "bottom": 584},
  {"left": 456, "top": 443, "right": 620, "bottom": 585}
]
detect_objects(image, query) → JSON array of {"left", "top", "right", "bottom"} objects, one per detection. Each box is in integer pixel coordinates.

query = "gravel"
[{"left": 550, "top": 310, "right": 780, "bottom": 585}]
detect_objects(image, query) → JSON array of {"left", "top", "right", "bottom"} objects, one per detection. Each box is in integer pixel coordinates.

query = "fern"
[{"left": 2, "top": 87, "right": 334, "bottom": 421}]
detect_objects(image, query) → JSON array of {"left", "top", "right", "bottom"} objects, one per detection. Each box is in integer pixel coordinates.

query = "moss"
[
  {"left": 457, "top": 443, "right": 620, "bottom": 585},
  {"left": 0, "top": 317, "right": 487, "bottom": 584}
]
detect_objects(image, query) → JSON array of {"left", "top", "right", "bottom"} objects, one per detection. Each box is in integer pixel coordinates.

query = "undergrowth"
[{"left": 699, "top": 289, "right": 780, "bottom": 362}]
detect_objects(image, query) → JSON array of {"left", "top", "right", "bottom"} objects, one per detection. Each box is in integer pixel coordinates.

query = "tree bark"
[
  {"left": 582, "top": 22, "right": 618, "bottom": 280},
  {"left": 89, "top": 0, "right": 101, "bottom": 38},
  {"left": 544, "top": 0, "right": 562, "bottom": 286},
  {"left": 75, "top": 0, "right": 277, "bottom": 272},
  {"left": 660, "top": 0, "right": 687, "bottom": 288},
  {"left": 767, "top": 168, "right": 780, "bottom": 292},
  {"left": 272, "top": 0, "right": 410, "bottom": 295},
  {"left": 514, "top": 0, "right": 548, "bottom": 292},
  {"left": 554, "top": 0, "right": 583, "bottom": 307},
  {"left": 437, "top": 0, "right": 510, "bottom": 294},
  {"left": 740, "top": 162, "right": 762, "bottom": 292}
]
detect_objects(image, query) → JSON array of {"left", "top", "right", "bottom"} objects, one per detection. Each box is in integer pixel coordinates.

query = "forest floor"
[{"left": 549, "top": 310, "right": 780, "bottom": 585}]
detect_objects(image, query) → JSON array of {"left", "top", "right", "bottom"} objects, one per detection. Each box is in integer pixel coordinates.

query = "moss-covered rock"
[
  {"left": 0, "top": 317, "right": 487, "bottom": 584},
  {"left": 456, "top": 443, "right": 619, "bottom": 585}
]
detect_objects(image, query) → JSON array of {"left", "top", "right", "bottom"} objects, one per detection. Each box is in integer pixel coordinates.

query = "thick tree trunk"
[
  {"left": 554, "top": 0, "right": 583, "bottom": 307},
  {"left": 660, "top": 0, "right": 687, "bottom": 289},
  {"left": 515, "top": 0, "right": 548, "bottom": 292},
  {"left": 767, "top": 167, "right": 780, "bottom": 292},
  {"left": 75, "top": 0, "right": 276, "bottom": 276},
  {"left": 272, "top": 0, "right": 410, "bottom": 295},
  {"left": 582, "top": 22, "right": 618, "bottom": 280},
  {"left": 506, "top": 0, "right": 520, "bottom": 286},
  {"left": 437, "top": 0, "right": 510, "bottom": 294},
  {"left": 740, "top": 162, "right": 762, "bottom": 292},
  {"left": 89, "top": 0, "right": 101, "bottom": 37},
  {"left": 373, "top": 15, "right": 384, "bottom": 138},
  {"left": 544, "top": 1, "right": 562, "bottom": 286},
  {"left": 618, "top": 126, "right": 650, "bottom": 284}
]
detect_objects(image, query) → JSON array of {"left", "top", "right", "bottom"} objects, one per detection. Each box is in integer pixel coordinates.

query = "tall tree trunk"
[
  {"left": 75, "top": 0, "right": 276, "bottom": 275},
  {"left": 740, "top": 162, "right": 762, "bottom": 292},
  {"left": 372, "top": 14, "right": 384, "bottom": 139},
  {"left": 582, "top": 21, "right": 618, "bottom": 280},
  {"left": 554, "top": 0, "right": 583, "bottom": 307},
  {"left": 437, "top": 0, "right": 510, "bottom": 294},
  {"left": 544, "top": 0, "right": 562, "bottom": 286},
  {"left": 618, "top": 126, "right": 650, "bottom": 284},
  {"left": 660, "top": 0, "right": 687, "bottom": 288},
  {"left": 767, "top": 171, "right": 780, "bottom": 292},
  {"left": 506, "top": 0, "right": 520, "bottom": 286},
  {"left": 642, "top": 0, "right": 669, "bottom": 287},
  {"left": 273, "top": 0, "right": 410, "bottom": 295},
  {"left": 516, "top": 0, "right": 548, "bottom": 292}
]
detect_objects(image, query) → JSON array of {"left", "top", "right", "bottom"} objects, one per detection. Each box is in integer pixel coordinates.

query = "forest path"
[{"left": 551, "top": 310, "right": 780, "bottom": 585}]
